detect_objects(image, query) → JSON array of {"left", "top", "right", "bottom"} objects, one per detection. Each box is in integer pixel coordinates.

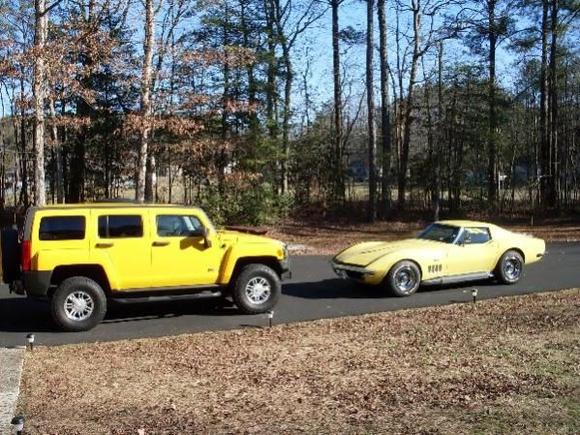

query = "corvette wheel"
[
  {"left": 386, "top": 260, "right": 421, "bottom": 297},
  {"left": 496, "top": 250, "right": 524, "bottom": 284}
]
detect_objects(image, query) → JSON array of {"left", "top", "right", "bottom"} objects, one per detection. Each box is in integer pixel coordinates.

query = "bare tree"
[
  {"left": 331, "top": 0, "right": 345, "bottom": 203},
  {"left": 136, "top": 0, "right": 155, "bottom": 203},
  {"left": 378, "top": 0, "right": 391, "bottom": 216},
  {"left": 367, "top": 0, "right": 377, "bottom": 221},
  {"left": 33, "top": 0, "right": 49, "bottom": 206}
]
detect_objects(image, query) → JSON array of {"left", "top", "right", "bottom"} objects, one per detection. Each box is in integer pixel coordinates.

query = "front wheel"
[
  {"left": 232, "top": 264, "right": 281, "bottom": 314},
  {"left": 496, "top": 250, "right": 524, "bottom": 284},
  {"left": 385, "top": 260, "right": 421, "bottom": 297},
  {"left": 50, "top": 277, "right": 107, "bottom": 332}
]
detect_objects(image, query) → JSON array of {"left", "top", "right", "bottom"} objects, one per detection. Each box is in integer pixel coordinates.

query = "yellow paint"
[
  {"left": 333, "top": 220, "right": 546, "bottom": 286},
  {"left": 27, "top": 205, "right": 286, "bottom": 291}
]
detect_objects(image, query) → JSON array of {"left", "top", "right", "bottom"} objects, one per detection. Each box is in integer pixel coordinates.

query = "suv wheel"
[
  {"left": 232, "top": 264, "right": 281, "bottom": 314},
  {"left": 51, "top": 277, "right": 107, "bottom": 332}
]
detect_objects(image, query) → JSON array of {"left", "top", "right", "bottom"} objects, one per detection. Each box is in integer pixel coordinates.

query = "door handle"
[
  {"left": 152, "top": 240, "right": 170, "bottom": 247},
  {"left": 96, "top": 242, "right": 114, "bottom": 248}
]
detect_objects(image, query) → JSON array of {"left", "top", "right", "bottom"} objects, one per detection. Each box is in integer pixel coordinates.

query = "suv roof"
[{"left": 32, "top": 203, "right": 201, "bottom": 211}]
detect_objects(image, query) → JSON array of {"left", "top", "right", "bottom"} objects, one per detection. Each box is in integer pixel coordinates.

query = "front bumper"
[
  {"left": 279, "top": 258, "right": 292, "bottom": 280},
  {"left": 331, "top": 261, "right": 374, "bottom": 282}
]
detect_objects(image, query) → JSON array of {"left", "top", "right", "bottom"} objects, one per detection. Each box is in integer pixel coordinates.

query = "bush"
[{"left": 199, "top": 178, "right": 292, "bottom": 226}]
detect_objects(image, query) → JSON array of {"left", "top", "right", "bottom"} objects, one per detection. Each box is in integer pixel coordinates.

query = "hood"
[
  {"left": 217, "top": 229, "right": 282, "bottom": 246},
  {"left": 334, "top": 238, "right": 443, "bottom": 267}
]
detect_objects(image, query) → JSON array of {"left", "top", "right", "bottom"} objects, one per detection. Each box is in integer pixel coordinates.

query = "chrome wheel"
[
  {"left": 503, "top": 255, "right": 522, "bottom": 281},
  {"left": 63, "top": 291, "right": 95, "bottom": 321},
  {"left": 394, "top": 266, "right": 418, "bottom": 294},
  {"left": 245, "top": 277, "right": 272, "bottom": 304}
]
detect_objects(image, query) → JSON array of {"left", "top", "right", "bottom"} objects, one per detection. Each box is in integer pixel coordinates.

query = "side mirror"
[{"left": 202, "top": 227, "right": 212, "bottom": 248}]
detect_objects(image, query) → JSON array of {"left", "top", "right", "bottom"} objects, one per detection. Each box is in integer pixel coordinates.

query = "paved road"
[{"left": 1, "top": 242, "right": 579, "bottom": 347}]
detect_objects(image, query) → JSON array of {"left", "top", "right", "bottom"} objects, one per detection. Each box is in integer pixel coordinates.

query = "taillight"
[{"left": 21, "top": 240, "right": 31, "bottom": 272}]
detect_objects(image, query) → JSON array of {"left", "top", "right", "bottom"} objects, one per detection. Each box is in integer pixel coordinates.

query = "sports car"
[{"left": 331, "top": 220, "right": 545, "bottom": 296}]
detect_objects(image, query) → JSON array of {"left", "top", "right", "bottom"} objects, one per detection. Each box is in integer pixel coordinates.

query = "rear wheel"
[
  {"left": 385, "top": 260, "right": 421, "bottom": 297},
  {"left": 496, "top": 250, "right": 524, "bottom": 284},
  {"left": 51, "top": 277, "right": 107, "bottom": 332},
  {"left": 232, "top": 264, "right": 281, "bottom": 314}
]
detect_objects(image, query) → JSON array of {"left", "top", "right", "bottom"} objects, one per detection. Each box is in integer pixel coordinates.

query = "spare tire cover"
[{"left": 1, "top": 228, "right": 21, "bottom": 284}]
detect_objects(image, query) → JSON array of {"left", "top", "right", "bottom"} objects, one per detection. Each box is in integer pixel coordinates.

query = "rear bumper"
[{"left": 22, "top": 271, "right": 51, "bottom": 296}]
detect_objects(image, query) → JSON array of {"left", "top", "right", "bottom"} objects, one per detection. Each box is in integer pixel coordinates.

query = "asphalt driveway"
[{"left": 1, "top": 242, "right": 579, "bottom": 347}]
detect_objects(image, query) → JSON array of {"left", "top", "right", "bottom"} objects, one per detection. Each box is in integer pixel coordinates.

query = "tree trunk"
[
  {"left": 548, "top": 0, "right": 559, "bottom": 207},
  {"left": 136, "top": 0, "right": 155, "bottom": 203},
  {"left": 264, "top": 0, "right": 278, "bottom": 141},
  {"left": 366, "top": 0, "right": 377, "bottom": 222},
  {"left": 48, "top": 98, "right": 64, "bottom": 203},
  {"left": 331, "top": 0, "right": 344, "bottom": 204},
  {"left": 539, "top": 0, "right": 550, "bottom": 206},
  {"left": 433, "top": 41, "right": 443, "bottom": 220},
  {"left": 18, "top": 75, "right": 29, "bottom": 206},
  {"left": 378, "top": 0, "right": 391, "bottom": 217},
  {"left": 280, "top": 42, "right": 292, "bottom": 194},
  {"left": 397, "top": 0, "right": 420, "bottom": 210},
  {"left": 33, "top": 0, "right": 48, "bottom": 206},
  {"left": 487, "top": 0, "right": 498, "bottom": 207}
]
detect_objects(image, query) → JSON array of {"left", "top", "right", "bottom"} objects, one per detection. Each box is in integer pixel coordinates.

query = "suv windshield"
[{"left": 417, "top": 223, "right": 461, "bottom": 244}]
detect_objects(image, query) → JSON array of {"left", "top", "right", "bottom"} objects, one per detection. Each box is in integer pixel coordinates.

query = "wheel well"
[
  {"left": 506, "top": 248, "right": 525, "bottom": 262},
  {"left": 388, "top": 259, "right": 423, "bottom": 279},
  {"left": 231, "top": 256, "right": 282, "bottom": 280},
  {"left": 49, "top": 265, "right": 111, "bottom": 296}
]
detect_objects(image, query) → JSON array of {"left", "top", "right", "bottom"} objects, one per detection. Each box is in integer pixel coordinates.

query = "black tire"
[
  {"left": 50, "top": 277, "right": 107, "bottom": 332},
  {"left": 232, "top": 264, "right": 281, "bottom": 314},
  {"left": 495, "top": 250, "right": 524, "bottom": 285},
  {"left": 1, "top": 228, "right": 20, "bottom": 284},
  {"left": 385, "top": 260, "right": 421, "bottom": 297}
]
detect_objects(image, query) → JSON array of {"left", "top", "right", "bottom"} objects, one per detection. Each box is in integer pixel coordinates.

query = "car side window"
[
  {"left": 98, "top": 215, "right": 143, "bottom": 238},
  {"left": 156, "top": 215, "right": 203, "bottom": 237},
  {"left": 462, "top": 227, "right": 491, "bottom": 244},
  {"left": 39, "top": 216, "right": 85, "bottom": 240}
]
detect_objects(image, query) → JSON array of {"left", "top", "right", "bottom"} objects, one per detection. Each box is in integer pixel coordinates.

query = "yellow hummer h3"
[{"left": 1, "top": 203, "right": 290, "bottom": 331}]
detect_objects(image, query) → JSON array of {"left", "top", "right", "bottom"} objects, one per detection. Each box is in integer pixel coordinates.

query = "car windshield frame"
[{"left": 416, "top": 223, "right": 463, "bottom": 244}]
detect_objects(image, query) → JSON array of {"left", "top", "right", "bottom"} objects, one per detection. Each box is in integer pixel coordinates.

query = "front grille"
[{"left": 345, "top": 270, "right": 364, "bottom": 280}]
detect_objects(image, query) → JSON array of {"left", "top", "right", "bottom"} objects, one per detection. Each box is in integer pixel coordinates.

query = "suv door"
[
  {"left": 92, "top": 211, "right": 152, "bottom": 290},
  {"left": 150, "top": 213, "right": 221, "bottom": 287}
]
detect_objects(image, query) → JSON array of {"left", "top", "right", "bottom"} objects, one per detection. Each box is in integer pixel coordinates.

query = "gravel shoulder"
[{"left": 17, "top": 289, "right": 580, "bottom": 434}]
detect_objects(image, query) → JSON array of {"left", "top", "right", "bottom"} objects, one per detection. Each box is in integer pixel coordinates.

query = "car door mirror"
[{"left": 201, "top": 227, "right": 212, "bottom": 249}]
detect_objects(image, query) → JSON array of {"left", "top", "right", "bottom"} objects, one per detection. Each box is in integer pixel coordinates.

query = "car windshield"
[{"left": 417, "top": 223, "right": 461, "bottom": 244}]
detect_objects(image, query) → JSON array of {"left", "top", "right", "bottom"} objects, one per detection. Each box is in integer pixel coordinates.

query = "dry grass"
[{"left": 18, "top": 289, "right": 580, "bottom": 434}]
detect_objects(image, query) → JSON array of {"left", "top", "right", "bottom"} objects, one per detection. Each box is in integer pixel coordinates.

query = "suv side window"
[
  {"left": 98, "top": 215, "right": 143, "bottom": 238},
  {"left": 39, "top": 216, "right": 85, "bottom": 240},
  {"left": 462, "top": 227, "right": 491, "bottom": 245},
  {"left": 156, "top": 215, "right": 203, "bottom": 237}
]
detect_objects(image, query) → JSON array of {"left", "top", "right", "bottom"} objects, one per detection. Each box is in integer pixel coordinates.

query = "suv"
[{"left": 1, "top": 203, "right": 290, "bottom": 331}]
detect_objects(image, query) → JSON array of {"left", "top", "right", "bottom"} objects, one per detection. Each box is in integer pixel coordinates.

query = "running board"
[
  {"left": 422, "top": 272, "right": 493, "bottom": 286},
  {"left": 111, "top": 289, "right": 223, "bottom": 304}
]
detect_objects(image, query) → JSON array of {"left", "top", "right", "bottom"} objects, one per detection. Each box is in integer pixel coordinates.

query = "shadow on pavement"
[
  {"left": 283, "top": 279, "right": 386, "bottom": 299},
  {"left": 0, "top": 295, "right": 239, "bottom": 333},
  {"left": 283, "top": 277, "right": 499, "bottom": 300}
]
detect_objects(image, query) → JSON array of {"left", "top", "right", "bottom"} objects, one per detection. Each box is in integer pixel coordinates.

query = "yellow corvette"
[{"left": 331, "top": 220, "right": 545, "bottom": 296}]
